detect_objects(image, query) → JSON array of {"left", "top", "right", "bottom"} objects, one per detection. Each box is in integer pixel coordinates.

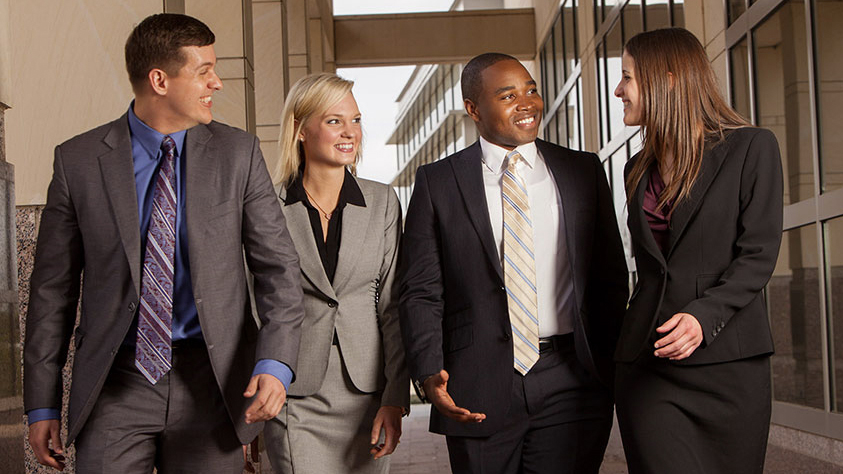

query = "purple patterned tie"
[{"left": 135, "top": 136, "right": 177, "bottom": 384}]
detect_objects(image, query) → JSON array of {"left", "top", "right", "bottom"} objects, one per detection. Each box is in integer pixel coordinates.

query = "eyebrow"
[{"left": 494, "top": 80, "right": 537, "bottom": 95}]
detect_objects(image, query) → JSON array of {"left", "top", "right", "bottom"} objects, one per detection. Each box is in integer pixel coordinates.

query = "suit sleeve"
[
  {"left": 586, "top": 153, "right": 629, "bottom": 360},
  {"left": 398, "top": 166, "right": 445, "bottom": 382},
  {"left": 24, "top": 145, "right": 83, "bottom": 414},
  {"left": 240, "top": 136, "right": 305, "bottom": 378},
  {"left": 682, "top": 129, "right": 783, "bottom": 345},
  {"left": 376, "top": 187, "right": 410, "bottom": 411}
]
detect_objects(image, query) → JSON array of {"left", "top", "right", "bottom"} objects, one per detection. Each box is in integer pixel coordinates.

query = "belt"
[{"left": 538, "top": 333, "right": 574, "bottom": 354}]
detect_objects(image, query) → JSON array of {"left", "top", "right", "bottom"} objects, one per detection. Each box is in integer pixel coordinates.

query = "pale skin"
[
  {"left": 614, "top": 49, "right": 703, "bottom": 360},
  {"left": 298, "top": 91, "right": 403, "bottom": 459},
  {"left": 30, "top": 45, "right": 285, "bottom": 470}
]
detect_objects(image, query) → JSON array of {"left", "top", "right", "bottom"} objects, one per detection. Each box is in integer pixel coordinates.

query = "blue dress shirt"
[{"left": 27, "top": 104, "right": 291, "bottom": 424}]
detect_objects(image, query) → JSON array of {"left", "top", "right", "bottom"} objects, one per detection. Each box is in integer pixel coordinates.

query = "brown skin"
[
  {"left": 464, "top": 59, "right": 544, "bottom": 150},
  {"left": 424, "top": 59, "right": 545, "bottom": 424}
]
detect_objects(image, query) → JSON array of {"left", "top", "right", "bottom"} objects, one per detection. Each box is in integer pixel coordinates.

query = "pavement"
[{"left": 259, "top": 403, "right": 843, "bottom": 473}]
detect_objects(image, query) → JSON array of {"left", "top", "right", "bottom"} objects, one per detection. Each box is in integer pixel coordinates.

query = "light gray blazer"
[
  {"left": 24, "top": 114, "right": 305, "bottom": 444},
  {"left": 279, "top": 176, "right": 409, "bottom": 410}
]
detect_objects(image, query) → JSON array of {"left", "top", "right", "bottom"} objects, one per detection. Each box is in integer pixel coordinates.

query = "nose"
[
  {"left": 614, "top": 81, "right": 623, "bottom": 98},
  {"left": 210, "top": 70, "right": 223, "bottom": 91}
]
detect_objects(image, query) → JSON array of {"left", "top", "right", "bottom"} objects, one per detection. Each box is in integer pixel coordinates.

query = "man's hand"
[
  {"left": 654, "top": 312, "right": 703, "bottom": 360},
  {"left": 370, "top": 406, "right": 403, "bottom": 459},
  {"left": 424, "top": 370, "right": 485, "bottom": 423},
  {"left": 29, "top": 419, "right": 65, "bottom": 471},
  {"left": 243, "top": 373, "right": 287, "bottom": 424}
]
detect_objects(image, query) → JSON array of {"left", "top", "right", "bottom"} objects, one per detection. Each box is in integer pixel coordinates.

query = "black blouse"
[{"left": 285, "top": 169, "right": 366, "bottom": 282}]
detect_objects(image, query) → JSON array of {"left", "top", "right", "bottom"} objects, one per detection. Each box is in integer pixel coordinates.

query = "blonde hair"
[
  {"left": 274, "top": 73, "right": 360, "bottom": 185},
  {"left": 624, "top": 28, "right": 749, "bottom": 211}
]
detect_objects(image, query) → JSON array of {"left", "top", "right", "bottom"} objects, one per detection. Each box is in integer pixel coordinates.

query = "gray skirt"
[{"left": 264, "top": 345, "right": 389, "bottom": 474}]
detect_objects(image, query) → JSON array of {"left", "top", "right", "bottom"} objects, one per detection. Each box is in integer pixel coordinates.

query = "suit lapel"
[
  {"left": 451, "top": 142, "right": 503, "bottom": 282},
  {"left": 332, "top": 179, "right": 370, "bottom": 294},
  {"left": 666, "top": 138, "right": 731, "bottom": 257},
  {"left": 279, "top": 188, "right": 338, "bottom": 300},
  {"left": 184, "top": 123, "right": 215, "bottom": 291},
  {"left": 99, "top": 114, "right": 142, "bottom": 295}
]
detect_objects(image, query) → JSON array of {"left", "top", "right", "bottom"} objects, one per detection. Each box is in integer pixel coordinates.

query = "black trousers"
[
  {"left": 446, "top": 335, "right": 614, "bottom": 474},
  {"left": 615, "top": 354, "right": 772, "bottom": 474},
  {"left": 75, "top": 341, "right": 242, "bottom": 474}
]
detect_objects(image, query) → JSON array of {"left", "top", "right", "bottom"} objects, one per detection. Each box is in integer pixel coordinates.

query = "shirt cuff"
[
  {"left": 252, "top": 359, "right": 293, "bottom": 390},
  {"left": 27, "top": 408, "right": 60, "bottom": 425}
]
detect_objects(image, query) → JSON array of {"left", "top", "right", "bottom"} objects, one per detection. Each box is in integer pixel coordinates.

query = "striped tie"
[
  {"left": 135, "top": 136, "right": 177, "bottom": 384},
  {"left": 502, "top": 150, "right": 540, "bottom": 375}
]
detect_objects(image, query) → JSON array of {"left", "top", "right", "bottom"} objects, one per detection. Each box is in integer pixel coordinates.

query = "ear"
[
  {"left": 148, "top": 68, "right": 168, "bottom": 96},
  {"left": 464, "top": 98, "right": 481, "bottom": 123}
]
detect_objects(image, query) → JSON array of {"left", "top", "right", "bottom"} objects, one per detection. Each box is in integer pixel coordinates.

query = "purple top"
[{"left": 643, "top": 169, "right": 673, "bottom": 254}]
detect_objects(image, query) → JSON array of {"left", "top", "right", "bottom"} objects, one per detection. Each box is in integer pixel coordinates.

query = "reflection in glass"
[
  {"left": 554, "top": 14, "right": 565, "bottom": 98},
  {"left": 730, "top": 37, "right": 751, "bottom": 123},
  {"left": 606, "top": 19, "right": 624, "bottom": 143},
  {"left": 815, "top": 0, "right": 843, "bottom": 194},
  {"left": 597, "top": 42, "right": 610, "bottom": 147},
  {"left": 826, "top": 217, "right": 843, "bottom": 412},
  {"left": 754, "top": 0, "right": 813, "bottom": 206},
  {"left": 770, "top": 224, "right": 823, "bottom": 409},
  {"left": 564, "top": 0, "right": 578, "bottom": 77},
  {"left": 672, "top": 0, "right": 685, "bottom": 28},
  {"left": 556, "top": 105, "right": 567, "bottom": 147},
  {"left": 544, "top": 34, "right": 557, "bottom": 107},
  {"left": 645, "top": 0, "right": 671, "bottom": 30},
  {"left": 623, "top": 0, "right": 643, "bottom": 43},
  {"left": 567, "top": 79, "right": 583, "bottom": 150},
  {"left": 728, "top": 0, "right": 746, "bottom": 25}
]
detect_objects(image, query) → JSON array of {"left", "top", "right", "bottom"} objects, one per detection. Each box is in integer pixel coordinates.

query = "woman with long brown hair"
[{"left": 613, "top": 28, "right": 783, "bottom": 473}]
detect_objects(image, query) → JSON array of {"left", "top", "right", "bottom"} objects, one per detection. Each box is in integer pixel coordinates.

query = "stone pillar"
[{"left": 253, "top": 0, "right": 286, "bottom": 178}]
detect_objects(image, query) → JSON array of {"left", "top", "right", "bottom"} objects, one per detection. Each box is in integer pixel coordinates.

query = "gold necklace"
[{"left": 303, "top": 186, "right": 336, "bottom": 220}]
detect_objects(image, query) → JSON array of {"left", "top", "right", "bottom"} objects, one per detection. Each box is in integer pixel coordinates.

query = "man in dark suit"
[
  {"left": 399, "top": 53, "right": 628, "bottom": 473},
  {"left": 24, "top": 14, "right": 304, "bottom": 473}
]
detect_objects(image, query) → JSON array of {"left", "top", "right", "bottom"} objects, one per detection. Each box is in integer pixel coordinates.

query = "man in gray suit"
[{"left": 24, "top": 13, "right": 304, "bottom": 473}]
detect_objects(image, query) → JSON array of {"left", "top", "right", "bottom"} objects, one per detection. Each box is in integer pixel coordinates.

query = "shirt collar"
[
  {"left": 479, "top": 136, "right": 538, "bottom": 173},
  {"left": 128, "top": 101, "right": 187, "bottom": 159},
  {"left": 285, "top": 168, "right": 366, "bottom": 208}
]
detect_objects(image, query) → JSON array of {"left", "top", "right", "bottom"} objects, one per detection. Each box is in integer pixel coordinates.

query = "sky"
[{"left": 333, "top": 0, "right": 455, "bottom": 184}]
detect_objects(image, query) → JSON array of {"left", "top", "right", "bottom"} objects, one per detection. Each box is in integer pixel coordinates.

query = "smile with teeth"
[
  {"left": 200, "top": 96, "right": 212, "bottom": 105},
  {"left": 335, "top": 143, "right": 354, "bottom": 152},
  {"left": 515, "top": 116, "right": 535, "bottom": 126}
]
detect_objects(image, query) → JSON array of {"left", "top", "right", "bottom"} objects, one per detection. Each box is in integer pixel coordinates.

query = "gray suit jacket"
[
  {"left": 24, "top": 113, "right": 305, "bottom": 444},
  {"left": 279, "top": 177, "right": 409, "bottom": 410}
]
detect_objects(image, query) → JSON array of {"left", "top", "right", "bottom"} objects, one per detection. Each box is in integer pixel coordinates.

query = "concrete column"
[
  {"left": 0, "top": 0, "right": 22, "bottom": 468},
  {"left": 186, "top": 0, "right": 257, "bottom": 133},
  {"left": 253, "top": 0, "right": 286, "bottom": 178}
]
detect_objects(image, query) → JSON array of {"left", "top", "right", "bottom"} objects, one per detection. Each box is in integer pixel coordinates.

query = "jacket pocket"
[
  {"left": 696, "top": 274, "right": 721, "bottom": 298},
  {"left": 444, "top": 323, "right": 473, "bottom": 353}
]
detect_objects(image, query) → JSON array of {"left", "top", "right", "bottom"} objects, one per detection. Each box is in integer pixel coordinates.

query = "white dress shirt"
[{"left": 479, "top": 137, "right": 575, "bottom": 337}]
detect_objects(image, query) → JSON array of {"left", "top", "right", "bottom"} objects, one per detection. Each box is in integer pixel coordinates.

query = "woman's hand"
[
  {"left": 654, "top": 313, "right": 703, "bottom": 360},
  {"left": 370, "top": 405, "right": 404, "bottom": 459}
]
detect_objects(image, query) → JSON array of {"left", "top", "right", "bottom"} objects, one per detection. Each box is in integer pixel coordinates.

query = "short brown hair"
[{"left": 125, "top": 13, "right": 215, "bottom": 89}]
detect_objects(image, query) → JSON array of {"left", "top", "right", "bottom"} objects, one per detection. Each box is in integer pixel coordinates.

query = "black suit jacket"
[
  {"left": 615, "top": 127, "right": 782, "bottom": 365},
  {"left": 398, "top": 139, "right": 628, "bottom": 437}
]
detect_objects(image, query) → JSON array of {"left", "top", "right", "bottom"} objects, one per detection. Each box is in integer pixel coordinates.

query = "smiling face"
[
  {"left": 162, "top": 44, "right": 222, "bottom": 130},
  {"left": 299, "top": 91, "right": 362, "bottom": 170},
  {"left": 464, "top": 59, "right": 543, "bottom": 150},
  {"left": 614, "top": 51, "right": 642, "bottom": 126}
]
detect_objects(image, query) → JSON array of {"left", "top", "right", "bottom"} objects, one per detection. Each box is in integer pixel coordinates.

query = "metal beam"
[{"left": 334, "top": 9, "right": 536, "bottom": 67}]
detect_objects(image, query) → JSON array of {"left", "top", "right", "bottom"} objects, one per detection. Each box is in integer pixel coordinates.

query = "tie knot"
[
  {"left": 160, "top": 136, "right": 176, "bottom": 156},
  {"left": 506, "top": 150, "right": 523, "bottom": 169}
]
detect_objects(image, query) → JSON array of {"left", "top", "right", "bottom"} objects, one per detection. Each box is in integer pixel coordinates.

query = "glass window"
[
  {"left": 606, "top": 19, "right": 625, "bottom": 142},
  {"left": 544, "top": 34, "right": 557, "bottom": 106},
  {"left": 546, "top": 114, "right": 558, "bottom": 144},
  {"left": 826, "top": 216, "right": 843, "bottom": 412},
  {"left": 754, "top": 0, "right": 813, "bottom": 205},
  {"left": 771, "top": 224, "right": 823, "bottom": 409},
  {"left": 644, "top": 0, "right": 671, "bottom": 30},
  {"left": 597, "top": 41, "right": 610, "bottom": 147},
  {"left": 567, "top": 78, "right": 583, "bottom": 151},
  {"left": 728, "top": 0, "right": 746, "bottom": 25},
  {"left": 730, "top": 37, "right": 751, "bottom": 122},
  {"left": 554, "top": 14, "right": 565, "bottom": 96},
  {"left": 564, "top": 0, "right": 578, "bottom": 76},
  {"left": 815, "top": 0, "right": 843, "bottom": 195},
  {"left": 672, "top": 0, "right": 685, "bottom": 28},
  {"left": 556, "top": 105, "right": 568, "bottom": 146},
  {"left": 623, "top": 0, "right": 644, "bottom": 43}
]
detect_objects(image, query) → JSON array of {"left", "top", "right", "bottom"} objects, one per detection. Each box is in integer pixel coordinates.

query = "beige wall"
[
  {"left": 7, "top": 1, "right": 162, "bottom": 205},
  {"left": 0, "top": 0, "right": 10, "bottom": 108}
]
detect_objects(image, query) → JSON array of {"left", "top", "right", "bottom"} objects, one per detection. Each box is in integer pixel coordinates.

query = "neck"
[
  {"left": 301, "top": 162, "right": 345, "bottom": 200},
  {"left": 133, "top": 96, "right": 192, "bottom": 135}
]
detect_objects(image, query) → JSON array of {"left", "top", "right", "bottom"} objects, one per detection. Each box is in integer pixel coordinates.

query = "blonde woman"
[
  {"left": 263, "top": 73, "right": 408, "bottom": 473},
  {"left": 613, "top": 28, "right": 783, "bottom": 473}
]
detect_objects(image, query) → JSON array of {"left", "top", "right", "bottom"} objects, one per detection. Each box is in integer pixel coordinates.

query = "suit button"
[
  {"left": 711, "top": 329, "right": 717, "bottom": 337},
  {"left": 659, "top": 268, "right": 665, "bottom": 275},
  {"left": 128, "top": 302, "right": 136, "bottom": 312},
  {"left": 503, "top": 333, "right": 511, "bottom": 341},
  {"left": 500, "top": 286, "right": 506, "bottom": 292},
  {"left": 328, "top": 301, "right": 337, "bottom": 308}
]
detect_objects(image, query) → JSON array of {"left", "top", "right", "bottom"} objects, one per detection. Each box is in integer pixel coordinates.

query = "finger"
[
  {"left": 656, "top": 314, "right": 681, "bottom": 334},
  {"left": 370, "top": 416, "right": 383, "bottom": 445},
  {"left": 375, "top": 427, "right": 399, "bottom": 459},
  {"left": 243, "top": 376, "right": 259, "bottom": 398},
  {"left": 656, "top": 334, "right": 691, "bottom": 358},
  {"left": 50, "top": 424, "right": 63, "bottom": 455}
]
